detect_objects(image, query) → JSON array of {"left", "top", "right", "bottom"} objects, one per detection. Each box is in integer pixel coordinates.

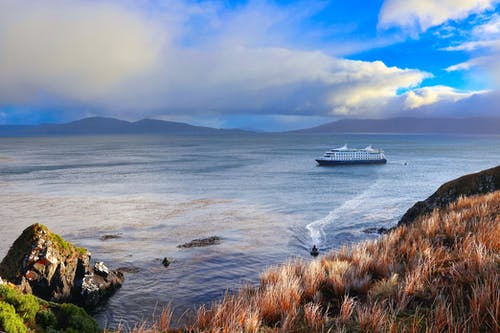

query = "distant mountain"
[
  {"left": 296, "top": 117, "right": 500, "bottom": 134},
  {"left": 0, "top": 117, "right": 249, "bottom": 136}
]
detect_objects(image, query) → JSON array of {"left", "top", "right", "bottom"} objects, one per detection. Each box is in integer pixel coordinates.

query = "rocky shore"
[
  {"left": 0, "top": 224, "right": 124, "bottom": 332},
  {"left": 398, "top": 165, "right": 500, "bottom": 226}
]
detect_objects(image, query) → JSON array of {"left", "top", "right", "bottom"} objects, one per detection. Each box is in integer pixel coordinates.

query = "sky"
[{"left": 0, "top": 0, "right": 499, "bottom": 131}]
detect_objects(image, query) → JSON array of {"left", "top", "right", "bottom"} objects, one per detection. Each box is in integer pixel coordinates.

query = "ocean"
[{"left": 0, "top": 133, "right": 498, "bottom": 328}]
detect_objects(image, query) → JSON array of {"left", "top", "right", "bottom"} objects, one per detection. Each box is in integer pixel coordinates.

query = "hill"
[
  {"left": 0, "top": 117, "right": 249, "bottom": 136},
  {"left": 297, "top": 117, "right": 500, "bottom": 134},
  {"left": 399, "top": 165, "right": 500, "bottom": 226}
]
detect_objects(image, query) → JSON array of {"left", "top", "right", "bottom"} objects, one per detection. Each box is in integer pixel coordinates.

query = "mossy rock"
[{"left": 0, "top": 224, "right": 87, "bottom": 282}]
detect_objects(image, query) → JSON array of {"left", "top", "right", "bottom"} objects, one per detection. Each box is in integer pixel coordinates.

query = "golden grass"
[{"left": 124, "top": 191, "right": 500, "bottom": 332}]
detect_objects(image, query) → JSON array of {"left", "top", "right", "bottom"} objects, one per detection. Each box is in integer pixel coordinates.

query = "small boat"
[
  {"left": 316, "top": 145, "right": 387, "bottom": 166},
  {"left": 310, "top": 246, "right": 319, "bottom": 256}
]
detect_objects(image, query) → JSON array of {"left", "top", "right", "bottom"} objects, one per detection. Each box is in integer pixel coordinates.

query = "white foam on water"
[{"left": 306, "top": 181, "right": 380, "bottom": 246}]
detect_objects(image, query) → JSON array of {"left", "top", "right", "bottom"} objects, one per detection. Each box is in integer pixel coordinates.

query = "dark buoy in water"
[{"left": 310, "top": 245, "right": 319, "bottom": 257}]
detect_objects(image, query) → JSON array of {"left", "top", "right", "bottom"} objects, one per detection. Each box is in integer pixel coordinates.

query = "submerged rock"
[
  {"left": 0, "top": 223, "right": 124, "bottom": 309},
  {"left": 362, "top": 227, "right": 389, "bottom": 234},
  {"left": 116, "top": 266, "right": 140, "bottom": 274},
  {"left": 100, "top": 234, "right": 122, "bottom": 241},
  {"left": 177, "top": 236, "right": 222, "bottom": 248}
]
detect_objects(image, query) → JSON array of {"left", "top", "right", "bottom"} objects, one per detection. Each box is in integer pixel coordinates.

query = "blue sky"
[{"left": 0, "top": 0, "right": 499, "bottom": 130}]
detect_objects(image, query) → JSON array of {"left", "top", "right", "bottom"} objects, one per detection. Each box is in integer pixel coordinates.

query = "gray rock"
[
  {"left": 94, "top": 261, "right": 109, "bottom": 277},
  {"left": 0, "top": 224, "right": 124, "bottom": 309},
  {"left": 79, "top": 270, "right": 124, "bottom": 308}
]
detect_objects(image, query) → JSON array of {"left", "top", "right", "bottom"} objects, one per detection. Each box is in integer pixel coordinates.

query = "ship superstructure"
[{"left": 315, "top": 145, "right": 387, "bottom": 165}]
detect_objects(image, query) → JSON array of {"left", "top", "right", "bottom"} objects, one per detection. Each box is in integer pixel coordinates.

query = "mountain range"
[
  {"left": 1, "top": 116, "right": 499, "bottom": 136},
  {"left": 295, "top": 117, "right": 500, "bottom": 134},
  {"left": 0, "top": 117, "right": 247, "bottom": 136}
]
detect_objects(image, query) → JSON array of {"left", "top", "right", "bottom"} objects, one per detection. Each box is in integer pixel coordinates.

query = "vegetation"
[
  {"left": 0, "top": 284, "right": 100, "bottom": 333},
  {"left": 122, "top": 191, "right": 499, "bottom": 332},
  {"left": 48, "top": 232, "right": 87, "bottom": 257}
]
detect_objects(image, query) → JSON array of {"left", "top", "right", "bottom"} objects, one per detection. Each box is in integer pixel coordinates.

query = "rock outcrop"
[
  {"left": 0, "top": 224, "right": 123, "bottom": 309},
  {"left": 398, "top": 165, "right": 500, "bottom": 226}
]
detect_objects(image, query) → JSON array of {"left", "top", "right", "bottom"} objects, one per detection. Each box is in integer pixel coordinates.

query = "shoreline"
[{"left": 1, "top": 165, "right": 499, "bottom": 331}]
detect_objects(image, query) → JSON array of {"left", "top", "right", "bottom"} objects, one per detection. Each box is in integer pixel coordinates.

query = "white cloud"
[
  {"left": 378, "top": 0, "right": 498, "bottom": 34},
  {"left": 403, "top": 86, "right": 483, "bottom": 109},
  {"left": 445, "top": 56, "right": 493, "bottom": 71},
  {"left": 443, "top": 14, "right": 500, "bottom": 51},
  {"left": 443, "top": 39, "right": 500, "bottom": 51},
  {"left": 401, "top": 90, "right": 500, "bottom": 117},
  {"left": 443, "top": 13, "right": 500, "bottom": 88}
]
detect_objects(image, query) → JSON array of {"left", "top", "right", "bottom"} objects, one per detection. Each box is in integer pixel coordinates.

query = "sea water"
[{"left": 0, "top": 133, "right": 498, "bottom": 328}]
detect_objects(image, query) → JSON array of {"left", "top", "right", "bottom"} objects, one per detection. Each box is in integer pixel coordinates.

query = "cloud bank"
[{"left": 0, "top": 0, "right": 497, "bottom": 129}]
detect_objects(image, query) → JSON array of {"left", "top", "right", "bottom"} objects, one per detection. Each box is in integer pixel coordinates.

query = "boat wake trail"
[{"left": 305, "top": 182, "right": 378, "bottom": 246}]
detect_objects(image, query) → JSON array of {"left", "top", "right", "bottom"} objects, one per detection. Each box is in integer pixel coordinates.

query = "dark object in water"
[
  {"left": 177, "top": 236, "right": 222, "bottom": 248},
  {"left": 310, "top": 245, "right": 319, "bottom": 256},
  {"left": 362, "top": 227, "right": 389, "bottom": 235},
  {"left": 116, "top": 266, "right": 140, "bottom": 274},
  {"left": 162, "top": 257, "right": 171, "bottom": 267},
  {"left": 100, "top": 234, "right": 122, "bottom": 241}
]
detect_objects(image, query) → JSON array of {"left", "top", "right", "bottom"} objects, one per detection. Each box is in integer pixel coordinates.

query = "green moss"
[
  {"left": 57, "top": 303, "right": 100, "bottom": 333},
  {"left": 0, "top": 301, "right": 27, "bottom": 333},
  {"left": 0, "top": 285, "right": 40, "bottom": 322},
  {"left": 36, "top": 309, "right": 57, "bottom": 328},
  {"left": 49, "top": 230, "right": 87, "bottom": 257},
  {"left": 0, "top": 284, "right": 101, "bottom": 333}
]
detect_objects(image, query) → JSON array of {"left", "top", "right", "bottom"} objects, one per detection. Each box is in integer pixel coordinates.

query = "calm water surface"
[{"left": 0, "top": 133, "right": 498, "bottom": 328}]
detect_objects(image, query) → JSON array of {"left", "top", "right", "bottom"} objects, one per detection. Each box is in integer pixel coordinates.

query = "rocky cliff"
[
  {"left": 398, "top": 165, "right": 500, "bottom": 226},
  {"left": 0, "top": 224, "right": 123, "bottom": 308}
]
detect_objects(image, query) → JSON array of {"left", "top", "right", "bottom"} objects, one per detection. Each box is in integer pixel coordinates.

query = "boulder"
[
  {"left": 398, "top": 165, "right": 500, "bottom": 226},
  {"left": 0, "top": 223, "right": 123, "bottom": 309},
  {"left": 94, "top": 262, "right": 109, "bottom": 277}
]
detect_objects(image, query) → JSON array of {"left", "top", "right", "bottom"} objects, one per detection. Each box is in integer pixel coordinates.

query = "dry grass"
[{"left": 123, "top": 191, "right": 500, "bottom": 332}]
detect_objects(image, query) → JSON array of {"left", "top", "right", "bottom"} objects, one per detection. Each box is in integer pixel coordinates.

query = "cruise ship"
[{"left": 315, "top": 145, "right": 387, "bottom": 166}]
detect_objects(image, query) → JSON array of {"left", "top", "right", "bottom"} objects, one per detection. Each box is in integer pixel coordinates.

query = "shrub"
[
  {"left": 58, "top": 303, "right": 100, "bottom": 333},
  {"left": 0, "top": 285, "right": 40, "bottom": 322},
  {"left": 0, "top": 301, "right": 27, "bottom": 333}
]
